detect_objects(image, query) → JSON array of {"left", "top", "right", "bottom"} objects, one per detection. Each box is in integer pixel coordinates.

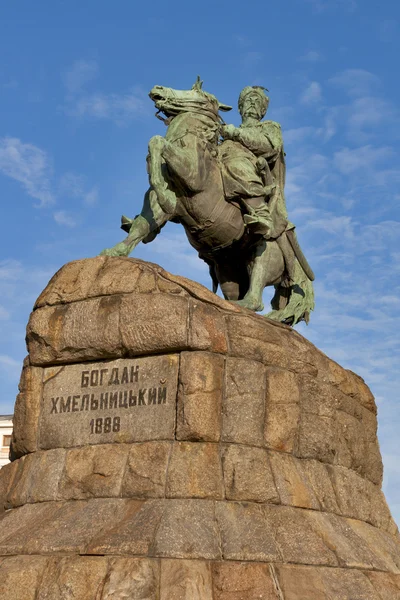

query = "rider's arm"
[{"left": 235, "top": 122, "right": 283, "bottom": 158}]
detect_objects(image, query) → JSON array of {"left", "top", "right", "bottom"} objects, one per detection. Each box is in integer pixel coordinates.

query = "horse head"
[{"left": 149, "top": 76, "right": 232, "bottom": 123}]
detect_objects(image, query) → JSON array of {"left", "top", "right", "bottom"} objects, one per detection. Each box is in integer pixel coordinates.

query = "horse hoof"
[{"left": 232, "top": 298, "right": 264, "bottom": 312}]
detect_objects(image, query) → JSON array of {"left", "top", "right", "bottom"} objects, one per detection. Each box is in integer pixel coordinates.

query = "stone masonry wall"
[{"left": 0, "top": 257, "right": 399, "bottom": 599}]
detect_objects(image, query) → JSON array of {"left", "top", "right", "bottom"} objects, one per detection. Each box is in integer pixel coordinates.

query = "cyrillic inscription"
[{"left": 39, "top": 355, "right": 179, "bottom": 449}]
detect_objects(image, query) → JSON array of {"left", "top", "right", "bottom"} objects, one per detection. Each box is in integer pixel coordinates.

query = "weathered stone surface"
[
  {"left": 222, "top": 357, "right": 266, "bottom": 446},
  {"left": 265, "top": 403, "right": 300, "bottom": 453},
  {"left": 189, "top": 300, "right": 228, "bottom": 354},
  {"left": 365, "top": 571, "right": 400, "bottom": 599},
  {"left": 28, "top": 292, "right": 190, "bottom": 366},
  {"left": 0, "top": 460, "right": 18, "bottom": 512},
  {"left": 166, "top": 442, "right": 223, "bottom": 499},
  {"left": 11, "top": 363, "right": 42, "bottom": 458},
  {"left": 160, "top": 559, "right": 213, "bottom": 600},
  {"left": 102, "top": 558, "right": 159, "bottom": 600},
  {"left": 28, "top": 297, "right": 123, "bottom": 365},
  {"left": 119, "top": 293, "right": 189, "bottom": 355},
  {"left": 59, "top": 444, "right": 129, "bottom": 499},
  {"left": 0, "top": 502, "right": 63, "bottom": 555},
  {"left": 266, "top": 368, "right": 300, "bottom": 405},
  {"left": 37, "top": 556, "right": 108, "bottom": 599},
  {"left": 222, "top": 445, "right": 279, "bottom": 503},
  {"left": 306, "top": 511, "right": 390, "bottom": 571},
  {"left": 226, "top": 315, "right": 290, "bottom": 369},
  {"left": 3, "top": 257, "right": 399, "bottom": 599},
  {"left": 0, "top": 556, "right": 49, "bottom": 600},
  {"left": 122, "top": 442, "right": 171, "bottom": 498},
  {"left": 215, "top": 502, "right": 281, "bottom": 562},
  {"left": 301, "top": 459, "right": 340, "bottom": 513},
  {"left": 87, "top": 500, "right": 163, "bottom": 555},
  {"left": 177, "top": 352, "right": 224, "bottom": 442},
  {"left": 327, "top": 465, "right": 392, "bottom": 529},
  {"left": 265, "top": 505, "right": 338, "bottom": 566},
  {"left": 273, "top": 564, "right": 328, "bottom": 599},
  {"left": 23, "top": 498, "right": 134, "bottom": 554},
  {"left": 320, "top": 566, "right": 381, "bottom": 599},
  {"left": 328, "top": 359, "right": 377, "bottom": 414},
  {"left": 299, "top": 375, "right": 338, "bottom": 418},
  {"left": 347, "top": 519, "right": 400, "bottom": 573},
  {"left": 269, "top": 452, "right": 319, "bottom": 509},
  {"left": 212, "top": 562, "right": 280, "bottom": 599},
  {"left": 154, "top": 500, "right": 220, "bottom": 559},
  {"left": 39, "top": 355, "right": 178, "bottom": 449},
  {"left": 297, "top": 411, "right": 336, "bottom": 463},
  {"left": 7, "top": 448, "right": 66, "bottom": 506}
]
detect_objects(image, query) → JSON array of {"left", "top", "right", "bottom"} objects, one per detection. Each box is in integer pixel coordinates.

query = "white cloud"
[
  {"left": 59, "top": 172, "right": 85, "bottom": 198},
  {"left": 299, "top": 50, "right": 323, "bottom": 62},
  {"left": 284, "top": 127, "right": 317, "bottom": 145},
  {"left": 2, "top": 80, "right": 18, "bottom": 90},
  {"left": 0, "top": 355, "right": 20, "bottom": 369},
  {"left": 348, "top": 96, "right": 396, "bottom": 131},
  {"left": 53, "top": 210, "right": 77, "bottom": 227},
  {"left": 65, "top": 90, "right": 147, "bottom": 126},
  {"left": 63, "top": 59, "right": 99, "bottom": 95},
  {"left": 84, "top": 187, "right": 99, "bottom": 206},
  {"left": 0, "top": 137, "right": 54, "bottom": 206},
  {"left": 0, "top": 306, "right": 10, "bottom": 320},
  {"left": 329, "top": 69, "right": 379, "bottom": 97},
  {"left": 334, "top": 145, "right": 393, "bottom": 175},
  {"left": 0, "top": 259, "right": 23, "bottom": 281},
  {"left": 59, "top": 173, "right": 99, "bottom": 206},
  {"left": 300, "top": 81, "right": 322, "bottom": 105}
]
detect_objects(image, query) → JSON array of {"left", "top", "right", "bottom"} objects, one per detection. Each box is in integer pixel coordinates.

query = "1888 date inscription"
[{"left": 39, "top": 355, "right": 179, "bottom": 449}]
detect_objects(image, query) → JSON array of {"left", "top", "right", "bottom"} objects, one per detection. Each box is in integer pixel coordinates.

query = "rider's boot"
[{"left": 242, "top": 196, "right": 273, "bottom": 237}]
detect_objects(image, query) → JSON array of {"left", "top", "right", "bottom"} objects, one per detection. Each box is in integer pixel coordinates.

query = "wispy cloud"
[
  {"left": 63, "top": 59, "right": 99, "bottom": 95},
  {"left": 0, "top": 306, "right": 10, "bottom": 320},
  {"left": 58, "top": 172, "right": 99, "bottom": 205},
  {"left": 329, "top": 69, "right": 379, "bottom": 97},
  {"left": 65, "top": 90, "right": 146, "bottom": 125},
  {"left": 298, "top": 50, "right": 323, "bottom": 62},
  {"left": 0, "top": 137, "right": 54, "bottom": 206},
  {"left": 62, "top": 59, "right": 147, "bottom": 126},
  {"left": 334, "top": 145, "right": 394, "bottom": 175},
  {"left": 2, "top": 79, "right": 18, "bottom": 90},
  {"left": 300, "top": 81, "right": 322, "bottom": 105},
  {"left": 83, "top": 187, "right": 99, "bottom": 206},
  {"left": 53, "top": 210, "right": 77, "bottom": 227}
]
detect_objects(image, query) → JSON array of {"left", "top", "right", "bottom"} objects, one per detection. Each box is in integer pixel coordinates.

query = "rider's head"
[{"left": 238, "top": 86, "right": 269, "bottom": 120}]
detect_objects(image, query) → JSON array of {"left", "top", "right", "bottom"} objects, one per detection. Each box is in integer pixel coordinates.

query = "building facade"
[{"left": 0, "top": 415, "right": 13, "bottom": 468}]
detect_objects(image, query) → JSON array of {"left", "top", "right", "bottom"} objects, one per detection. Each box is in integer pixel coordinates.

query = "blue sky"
[{"left": 0, "top": 0, "right": 399, "bottom": 521}]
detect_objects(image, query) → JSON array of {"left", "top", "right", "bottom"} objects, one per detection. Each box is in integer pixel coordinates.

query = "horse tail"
[{"left": 266, "top": 258, "right": 315, "bottom": 326}]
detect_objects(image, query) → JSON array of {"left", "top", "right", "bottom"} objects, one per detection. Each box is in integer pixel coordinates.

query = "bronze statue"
[{"left": 101, "top": 78, "right": 314, "bottom": 325}]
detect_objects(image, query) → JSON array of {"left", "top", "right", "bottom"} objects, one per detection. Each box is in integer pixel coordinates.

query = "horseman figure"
[{"left": 101, "top": 78, "right": 314, "bottom": 325}]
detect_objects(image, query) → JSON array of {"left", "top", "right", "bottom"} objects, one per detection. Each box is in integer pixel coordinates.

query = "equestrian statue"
[{"left": 100, "top": 78, "right": 315, "bottom": 325}]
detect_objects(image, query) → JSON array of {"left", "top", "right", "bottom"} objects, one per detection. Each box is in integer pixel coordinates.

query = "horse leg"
[
  {"left": 235, "top": 240, "right": 285, "bottom": 311},
  {"left": 100, "top": 136, "right": 178, "bottom": 257},
  {"left": 162, "top": 137, "right": 205, "bottom": 193},
  {"left": 148, "top": 135, "right": 178, "bottom": 214},
  {"left": 99, "top": 187, "right": 171, "bottom": 257},
  {"left": 214, "top": 260, "right": 249, "bottom": 302}
]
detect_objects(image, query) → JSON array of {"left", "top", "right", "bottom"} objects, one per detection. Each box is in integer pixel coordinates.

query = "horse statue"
[{"left": 100, "top": 78, "right": 315, "bottom": 325}]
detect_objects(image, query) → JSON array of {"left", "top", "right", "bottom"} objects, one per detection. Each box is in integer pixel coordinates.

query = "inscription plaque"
[{"left": 39, "top": 355, "right": 179, "bottom": 449}]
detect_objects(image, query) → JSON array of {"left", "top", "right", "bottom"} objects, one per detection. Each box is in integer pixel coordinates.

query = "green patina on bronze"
[{"left": 100, "top": 78, "right": 315, "bottom": 325}]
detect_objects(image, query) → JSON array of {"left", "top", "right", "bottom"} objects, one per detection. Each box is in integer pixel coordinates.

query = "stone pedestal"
[{"left": 0, "top": 257, "right": 399, "bottom": 599}]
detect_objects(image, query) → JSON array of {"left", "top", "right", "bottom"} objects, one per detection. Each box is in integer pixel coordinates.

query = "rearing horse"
[{"left": 100, "top": 79, "right": 314, "bottom": 325}]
